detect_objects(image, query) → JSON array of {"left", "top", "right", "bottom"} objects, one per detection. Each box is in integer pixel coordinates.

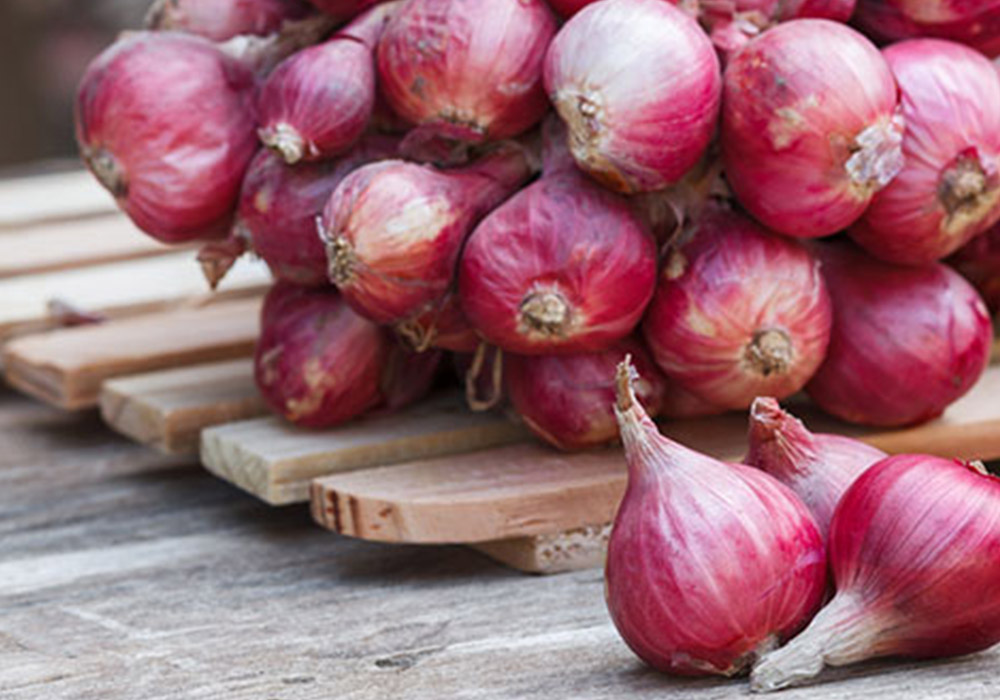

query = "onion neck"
[
  {"left": 519, "top": 290, "right": 571, "bottom": 337},
  {"left": 84, "top": 147, "right": 127, "bottom": 199},
  {"left": 260, "top": 123, "right": 306, "bottom": 165},
  {"left": 336, "top": 0, "right": 402, "bottom": 50},
  {"left": 747, "top": 397, "right": 814, "bottom": 478},
  {"left": 939, "top": 155, "right": 1000, "bottom": 236},
  {"left": 845, "top": 115, "right": 905, "bottom": 196},
  {"left": 743, "top": 328, "right": 793, "bottom": 377}
]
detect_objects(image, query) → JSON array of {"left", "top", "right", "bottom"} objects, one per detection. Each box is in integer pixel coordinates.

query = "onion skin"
[
  {"left": 721, "top": 19, "right": 903, "bottom": 238},
  {"left": 607, "top": 360, "right": 826, "bottom": 677},
  {"left": 377, "top": 0, "right": 557, "bottom": 144},
  {"left": 806, "top": 242, "right": 993, "bottom": 427},
  {"left": 745, "top": 397, "right": 887, "bottom": 540},
  {"left": 459, "top": 170, "right": 658, "bottom": 355},
  {"left": 75, "top": 32, "right": 258, "bottom": 244},
  {"left": 849, "top": 40, "right": 1000, "bottom": 266},
  {"left": 643, "top": 205, "right": 832, "bottom": 410},
  {"left": 396, "top": 292, "right": 479, "bottom": 353},
  {"left": 855, "top": 1, "right": 1000, "bottom": 58},
  {"left": 702, "top": 0, "right": 856, "bottom": 53},
  {"left": 544, "top": 0, "right": 721, "bottom": 194},
  {"left": 237, "top": 135, "right": 398, "bottom": 286},
  {"left": 306, "top": 0, "right": 384, "bottom": 19},
  {"left": 752, "top": 455, "right": 1000, "bottom": 691},
  {"left": 506, "top": 338, "right": 666, "bottom": 451},
  {"left": 322, "top": 144, "right": 534, "bottom": 325},
  {"left": 145, "top": 0, "right": 313, "bottom": 41},
  {"left": 949, "top": 221, "right": 1000, "bottom": 314}
]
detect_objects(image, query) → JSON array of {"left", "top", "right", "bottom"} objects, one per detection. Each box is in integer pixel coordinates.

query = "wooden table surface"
[{"left": 2, "top": 385, "right": 998, "bottom": 700}]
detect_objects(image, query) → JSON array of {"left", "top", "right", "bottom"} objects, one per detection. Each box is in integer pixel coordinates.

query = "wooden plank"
[
  {"left": 0, "top": 214, "right": 177, "bottom": 279},
  {"left": 311, "top": 364, "right": 1000, "bottom": 547},
  {"left": 472, "top": 523, "right": 612, "bottom": 575},
  {"left": 0, "top": 252, "right": 269, "bottom": 343},
  {"left": 1, "top": 297, "right": 261, "bottom": 410},
  {"left": 100, "top": 359, "right": 266, "bottom": 455},
  {"left": 0, "top": 170, "right": 116, "bottom": 229},
  {"left": 202, "top": 393, "right": 529, "bottom": 506}
]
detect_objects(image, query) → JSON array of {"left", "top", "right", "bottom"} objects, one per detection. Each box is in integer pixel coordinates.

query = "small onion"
[
  {"left": 701, "top": 1, "right": 856, "bottom": 53},
  {"left": 949, "top": 221, "right": 1000, "bottom": 314},
  {"left": 544, "top": 0, "right": 721, "bottom": 194},
  {"left": 642, "top": 205, "right": 832, "bottom": 410},
  {"left": 854, "top": 0, "right": 1000, "bottom": 58},
  {"left": 306, "top": 0, "right": 384, "bottom": 19},
  {"left": 849, "top": 39, "right": 1000, "bottom": 265},
  {"left": 806, "top": 242, "right": 993, "bottom": 427},
  {"left": 396, "top": 292, "right": 479, "bottom": 354},
  {"left": 721, "top": 19, "right": 903, "bottom": 238},
  {"left": 145, "top": 0, "right": 313, "bottom": 41}
]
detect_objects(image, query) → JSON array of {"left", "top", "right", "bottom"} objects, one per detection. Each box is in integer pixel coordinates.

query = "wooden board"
[
  {"left": 201, "top": 393, "right": 530, "bottom": 506},
  {"left": 0, "top": 251, "right": 269, "bottom": 343},
  {"left": 100, "top": 359, "right": 266, "bottom": 455},
  {"left": 0, "top": 169, "right": 116, "bottom": 229},
  {"left": 2, "top": 296, "right": 261, "bottom": 410}
]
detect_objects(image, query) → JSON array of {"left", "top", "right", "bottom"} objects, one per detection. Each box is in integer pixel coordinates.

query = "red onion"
[
  {"left": 544, "top": 0, "right": 720, "bottom": 194},
  {"left": 255, "top": 282, "right": 439, "bottom": 427},
  {"left": 75, "top": 32, "right": 258, "bottom": 244},
  {"left": 745, "top": 397, "right": 887, "bottom": 540},
  {"left": 396, "top": 292, "right": 479, "bottom": 353},
  {"left": 236, "top": 135, "right": 398, "bottom": 286},
  {"left": 752, "top": 455, "right": 1000, "bottom": 691},
  {"left": 321, "top": 143, "right": 534, "bottom": 325},
  {"left": 643, "top": 205, "right": 832, "bottom": 410},
  {"left": 659, "top": 378, "right": 726, "bottom": 419},
  {"left": 145, "top": 0, "right": 313, "bottom": 41},
  {"left": 855, "top": 1, "right": 1000, "bottom": 58},
  {"left": 607, "top": 359, "right": 826, "bottom": 676},
  {"left": 377, "top": 0, "right": 557, "bottom": 146},
  {"left": 849, "top": 40, "right": 1000, "bottom": 265},
  {"left": 505, "top": 337, "right": 666, "bottom": 451},
  {"left": 721, "top": 19, "right": 903, "bottom": 238},
  {"left": 459, "top": 170, "right": 657, "bottom": 355},
  {"left": 949, "top": 221, "right": 1000, "bottom": 314},
  {"left": 306, "top": 0, "right": 384, "bottom": 19},
  {"left": 806, "top": 242, "right": 993, "bottom": 427},
  {"left": 701, "top": 1, "right": 856, "bottom": 53},
  {"left": 257, "top": 4, "right": 398, "bottom": 164}
]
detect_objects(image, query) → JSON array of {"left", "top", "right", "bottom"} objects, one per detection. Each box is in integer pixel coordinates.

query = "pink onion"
[
  {"left": 377, "top": 0, "right": 557, "bottom": 145},
  {"left": 544, "top": 0, "right": 721, "bottom": 194},
  {"left": 643, "top": 205, "right": 832, "bottom": 410},
  {"left": 721, "top": 19, "right": 903, "bottom": 238},
  {"left": 806, "top": 242, "right": 993, "bottom": 427},
  {"left": 145, "top": 0, "right": 313, "bottom": 41},
  {"left": 753, "top": 455, "right": 1000, "bottom": 691},
  {"left": 396, "top": 292, "right": 479, "bottom": 353},
  {"left": 607, "top": 359, "right": 826, "bottom": 676},
  {"left": 854, "top": 1, "right": 1000, "bottom": 58},
  {"left": 322, "top": 143, "right": 535, "bottom": 325},
  {"left": 75, "top": 32, "right": 258, "bottom": 244},
  {"left": 849, "top": 39, "right": 1000, "bottom": 265},
  {"left": 949, "top": 221, "right": 1000, "bottom": 314},
  {"left": 505, "top": 337, "right": 666, "bottom": 451},
  {"left": 745, "top": 397, "right": 887, "bottom": 540},
  {"left": 701, "top": 1, "right": 856, "bottom": 53}
]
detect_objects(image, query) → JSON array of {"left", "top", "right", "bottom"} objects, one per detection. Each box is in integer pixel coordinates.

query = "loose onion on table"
[
  {"left": 849, "top": 39, "right": 1000, "bottom": 266},
  {"left": 721, "top": 19, "right": 903, "bottom": 238},
  {"left": 145, "top": 0, "right": 313, "bottom": 41},
  {"left": 854, "top": 0, "right": 1000, "bottom": 58}
]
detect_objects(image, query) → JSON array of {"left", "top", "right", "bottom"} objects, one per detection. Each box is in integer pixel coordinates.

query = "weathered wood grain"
[
  {"left": 0, "top": 169, "right": 115, "bottom": 229},
  {"left": 100, "top": 359, "right": 266, "bottom": 455},
  {"left": 2, "top": 297, "right": 262, "bottom": 410},
  {"left": 202, "top": 393, "right": 529, "bottom": 506}
]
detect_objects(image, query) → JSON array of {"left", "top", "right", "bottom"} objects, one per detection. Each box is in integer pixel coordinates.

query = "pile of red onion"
[{"left": 78, "top": 1, "right": 1000, "bottom": 684}]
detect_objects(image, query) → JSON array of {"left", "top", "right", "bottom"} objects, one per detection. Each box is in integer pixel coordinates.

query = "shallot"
[
  {"left": 854, "top": 0, "right": 1000, "bottom": 58},
  {"left": 949, "top": 221, "right": 1000, "bottom": 314},
  {"left": 145, "top": 0, "right": 312, "bottom": 41},
  {"left": 701, "top": 1, "right": 856, "bottom": 53},
  {"left": 752, "top": 455, "right": 1000, "bottom": 691},
  {"left": 606, "top": 359, "right": 826, "bottom": 676},
  {"left": 396, "top": 292, "right": 479, "bottom": 353}
]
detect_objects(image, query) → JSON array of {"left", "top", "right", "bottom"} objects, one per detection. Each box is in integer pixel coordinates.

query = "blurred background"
[{"left": 0, "top": 0, "right": 147, "bottom": 175}]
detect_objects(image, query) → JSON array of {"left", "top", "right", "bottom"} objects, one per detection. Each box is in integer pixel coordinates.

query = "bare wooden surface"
[
  {"left": 0, "top": 169, "right": 116, "bottom": 229},
  {"left": 1, "top": 384, "right": 998, "bottom": 699}
]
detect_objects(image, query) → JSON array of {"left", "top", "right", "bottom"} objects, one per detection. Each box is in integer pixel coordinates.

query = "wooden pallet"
[{"left": 5, "top": 169, "right": 1000, "bottom": 574}]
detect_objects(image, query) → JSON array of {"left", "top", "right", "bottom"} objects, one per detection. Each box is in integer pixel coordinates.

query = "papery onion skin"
[
  {"left": 745, "top": 397, "right": 887, "bottom": 540},
  {"left": 506, "top": 337, "right": 666, "bottom": 451},
  {"left": 145, "top": 0, "right": 313, "bottom": 41},
  {"left": 849, "top": 40, "right": 1000, "bottom": 266},
  {"left": 806, "top": 242, "right": 993, "bottom": 427},
  {"left": 75, "top": 32, "right": 258, "bottom": 244},
  {"left": 949, "top": 221, "right": 1000, "bottom": 314},
  {"left": 854, "top": 1, "right": 1000, "bottom": 58},
  {"left": 752, "top": 455, "right": 1000, "bottom": 691},
  {"left": 608, "top": 360, "right": 826, "bottom": 677},
  {"left": 459, "top": 171, "right": 658, "bottom": 355},
  {"left": 721, "top": 19, "right": 903, "bottom": 238},
  {"left": 322, "top": 144, "right": 534, "bottom": 325},
  {"left": 545, "top": 0, "right": 721, "bottom": 194},
  {"left": 643, "top": 205, "right": 832, "bottom": 410},
  {"left": 237, "top": 135, "right": 398, "bottom": 286},
  {"left": 377, "top": 0, "right": 557, "bottom": 144}
]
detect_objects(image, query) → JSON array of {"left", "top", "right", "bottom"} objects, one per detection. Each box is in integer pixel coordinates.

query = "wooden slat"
[
  {"left": 2, "top": 297, "right": 261, "bottom": 410},
  {"left": 202, "top": 393, "right": 529, "bottom": 506},
  {"left": 0, "top": 252, "right": 269, "bottom": 343},
  {"left": 311, "top": 364, "right": 1000, "bottom": 546},
  {"left": 100, "top": 359, "right": 266, "bottom": 455},
  {"left": 472, "top": 524, "right": 612, "bottom": 575},
  {"left": 0, "top": 170, "right": 116, "bottom": 229}
]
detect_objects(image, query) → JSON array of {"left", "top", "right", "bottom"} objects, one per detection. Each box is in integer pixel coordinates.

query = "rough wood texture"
[
  {"left": 2, "top": 386, "right": 998, "bottom": 698},
  {"left": 312, "top": 364, "right": 1000, "bottom": 547},
  {"left": 0, "top": 169, "right": 115, "bottom": 229},
  {"left": 0, "top": 252, "right": 269, "bottom": 343},
  {"left": 2, "top": 297, "right": 261, "bottom": 410},
  {"left": 100, "top": 360, "right": 266, "bottom": 455},
  {"left": 202, "top": 393, "right": 529, "bottom": 506}
]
